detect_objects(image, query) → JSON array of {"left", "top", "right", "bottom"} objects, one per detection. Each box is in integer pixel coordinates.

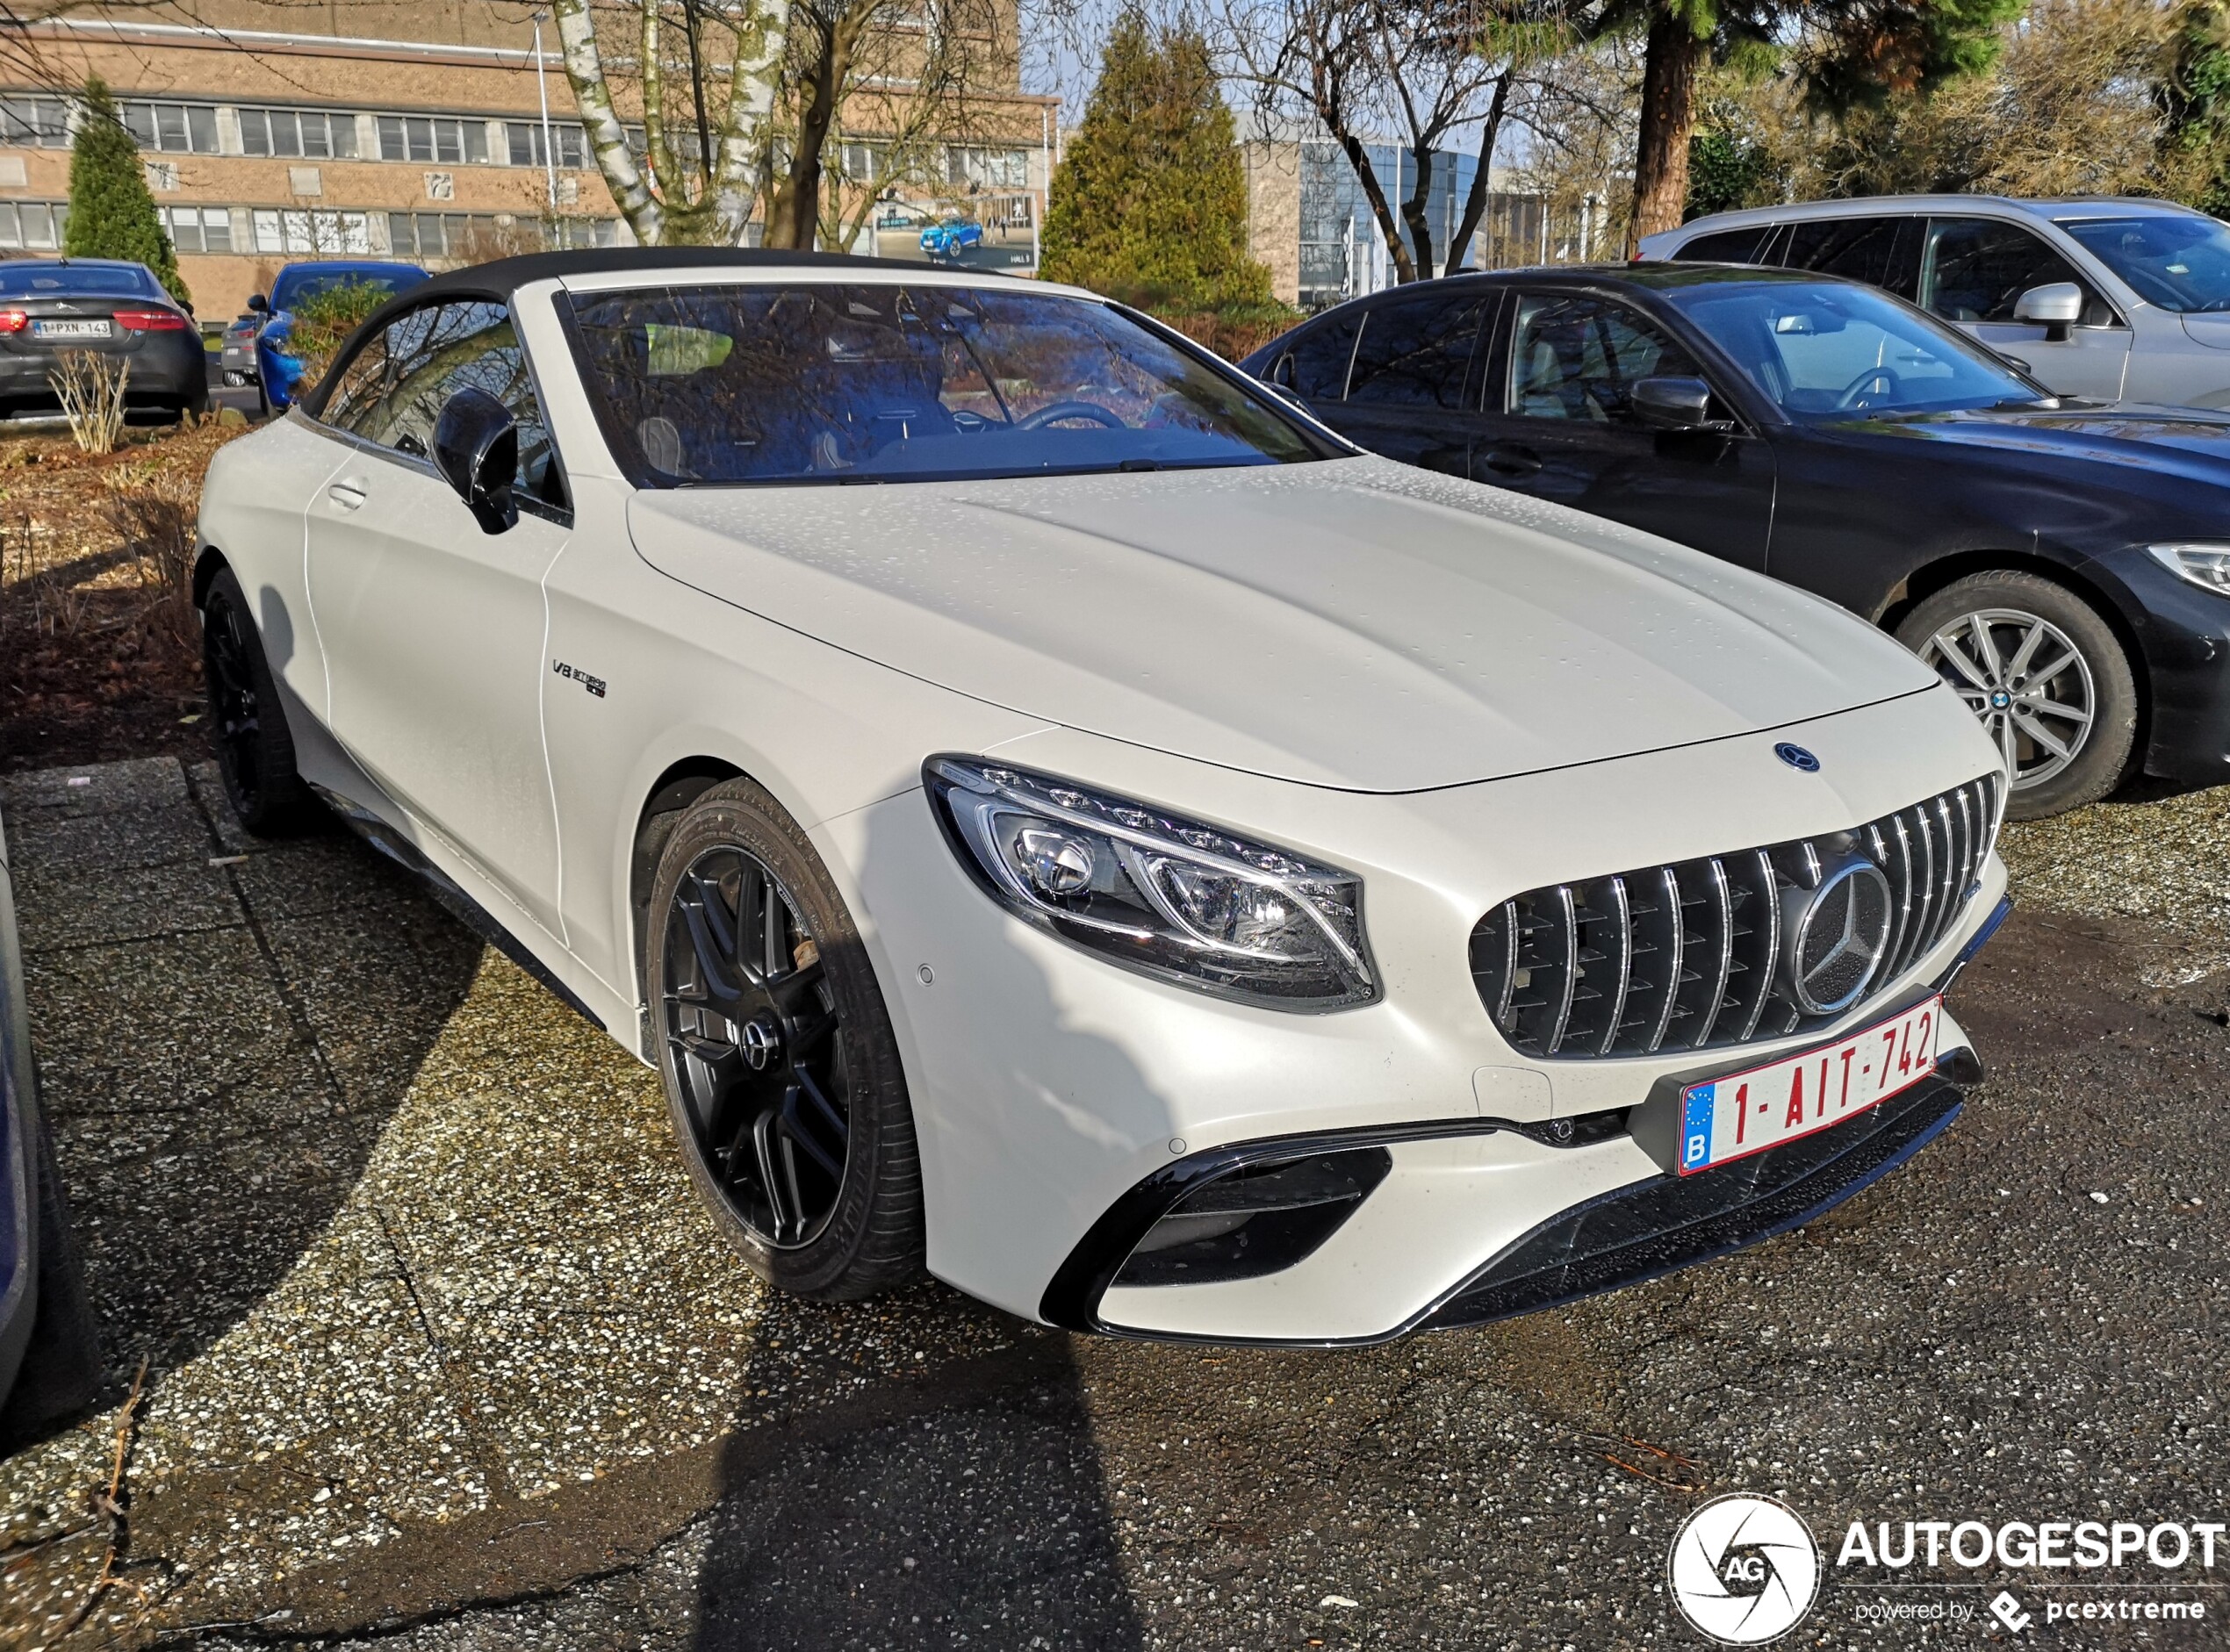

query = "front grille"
[{"left": 1468, "top": 774, "right": 2001, "bottom": 1059}]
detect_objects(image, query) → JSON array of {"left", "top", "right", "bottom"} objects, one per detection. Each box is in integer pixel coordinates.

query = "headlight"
[
  {"left": 2147, "top": 542, "right": 2230, "bottom": 595},
  {"left": 924, "top": 757, "right": 1378, "bottom": 1010}
]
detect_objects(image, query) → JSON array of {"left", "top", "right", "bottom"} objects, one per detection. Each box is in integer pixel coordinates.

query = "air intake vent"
[{"left": 1469, "top": 774, "right": 2001, "bottom": 1060}]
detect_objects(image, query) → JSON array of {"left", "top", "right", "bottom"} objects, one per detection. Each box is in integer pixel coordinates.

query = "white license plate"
[
  {"left": 33, "top": 320, "right": 111, "bottom": 339},
  {"left": 1676, "top": 996, "right": 1942, "bottom": 1175}
]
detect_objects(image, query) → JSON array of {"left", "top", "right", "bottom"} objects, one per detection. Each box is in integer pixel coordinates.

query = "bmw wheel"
[
  {"left": 1896, "top": 571, "right": 2138, "bottom": 820},
  {"left": 198, "top": 566, "right": 314, "bottom": 835},
  {"left": 644, "top": 779, "right": 923, "bottom": 1300}
]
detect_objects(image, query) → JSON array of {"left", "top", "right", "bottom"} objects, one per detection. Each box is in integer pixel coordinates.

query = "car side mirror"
[
  {"left": 1631, "top": 376, "right": 1717, "bottom": 432},
  {"left": 433, "top": 386, "right": 519, "bottom": 535},
  {"left": 247, "top": 293, "right": 269, "bottom": 313},
  {"left": 2013, "top": 282, "right": 2083, "bottom": 341}
]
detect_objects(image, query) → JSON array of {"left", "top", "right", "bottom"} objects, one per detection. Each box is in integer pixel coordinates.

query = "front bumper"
[
  {"left": 833, "top": 683, "right": 2007, "bottom": 1342},
  {"left": 1050, "top": 1064, "right": 1967, "bottom": 1344},
  {"left": 2080, "top": 544, "right": 2230, "bottom": 784}
]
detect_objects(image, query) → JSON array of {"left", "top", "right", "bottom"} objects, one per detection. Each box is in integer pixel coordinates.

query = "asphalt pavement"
[{"left": 0, "top": 758, "right": 2223, "bottom": 1649}]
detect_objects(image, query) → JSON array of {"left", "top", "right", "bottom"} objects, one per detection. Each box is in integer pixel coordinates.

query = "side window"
[
  {"left": 1506, "top": 294, "right": 1702, "bottom": 425},
  {"left": 1672, "top": 226, "right": 1775, "bottom": 264},
  {"left": 321, "top": 300, "right": 569, "bottom": 511},
  {"left": 1783, "top": 217, "right": 1919, "bottom": 300},
  {"left": 1923, "top": 219, "right": 2112, "bottom": 327},
  {"left": 1344, "top": 292, "right": 1490, "bottom": 409},
  {"left": 1271, "top": 312, "right": 1362, "bottom": 400}
]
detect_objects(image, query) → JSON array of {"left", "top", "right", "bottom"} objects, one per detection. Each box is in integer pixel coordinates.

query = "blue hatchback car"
[
  {"left": 919, "top": 219, "right": 983, "bottom": 261},
  {"left": 221, "top": 260, "right": 428, "bottom": 412}
]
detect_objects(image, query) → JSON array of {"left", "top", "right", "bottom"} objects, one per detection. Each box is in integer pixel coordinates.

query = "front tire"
[
  {"left": 198, "top": 566, "right": 314, "bottom": 835},
  {"left": 644, "top": 779, "right": 923, "bottom": 1301},
  {"left": 1896, "top": 571, "right": 2138, "bottom": 820}
]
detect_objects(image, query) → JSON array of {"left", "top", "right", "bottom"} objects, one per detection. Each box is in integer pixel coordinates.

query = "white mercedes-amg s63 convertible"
[{"left": 193, "top": 249, "right": 2011, "bottom": 1346}]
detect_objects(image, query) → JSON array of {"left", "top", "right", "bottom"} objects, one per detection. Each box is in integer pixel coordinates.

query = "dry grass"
[{"left": 48, "top": 350, "right": 131, "bottom": 456}]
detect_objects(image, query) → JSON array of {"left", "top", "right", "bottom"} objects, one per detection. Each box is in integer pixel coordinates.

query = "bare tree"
[
  {"left": 547, "top": 0, "right": 788, "bottom": 244},
  {"left": 775, "top": 0, "right": 1001, "bottom": 252},
  {"left": 1215, "top": 0, "right": 1596, "bottom": 282}
]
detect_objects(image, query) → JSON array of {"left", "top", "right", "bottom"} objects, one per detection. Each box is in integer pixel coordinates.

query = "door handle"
[
  {"left": 327, "top": 478, "right": 367, "bottom": 511},
  {"left": 1481, "top": 446, "right": 1543, "bottom": 478}
]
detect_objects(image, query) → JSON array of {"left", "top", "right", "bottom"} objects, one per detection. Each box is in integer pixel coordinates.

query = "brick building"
[{"left": 0, "top": 0, "right": 1055, "bottom": 318}]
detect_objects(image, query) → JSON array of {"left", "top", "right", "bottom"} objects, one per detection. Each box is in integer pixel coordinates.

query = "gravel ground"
[{"left": 1, "top": 759, "right": 2224, "bottom": 1650}]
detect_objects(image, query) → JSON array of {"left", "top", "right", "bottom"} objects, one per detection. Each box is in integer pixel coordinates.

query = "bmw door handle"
[
  {"left": 327, "top": 478, "right": 367, "bottom": 511},
  {"left": 1481, "top": 446, "right": 1543, "bottom": 478}
]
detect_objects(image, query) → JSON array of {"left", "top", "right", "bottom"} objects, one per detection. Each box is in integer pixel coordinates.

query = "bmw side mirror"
[
  {"left": 1631, "top": 376, "right": 1717, "bottom": 432},
  {"left": 247, "top": 293, "right": 269, "bottom": 313},
  {"left": 2013, "top": 282, "right": 2083, "bottom": 342},
  {"left": 433, "top": 385, "right": 519, "bottom": 535}
]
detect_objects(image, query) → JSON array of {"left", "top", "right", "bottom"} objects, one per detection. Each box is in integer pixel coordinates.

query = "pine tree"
[
  {"left": 1042, "top": 17, "right": 1271, "bottom": 312},
  {"left": 63, "top": 76, "right": 189, "bottom": 307}
]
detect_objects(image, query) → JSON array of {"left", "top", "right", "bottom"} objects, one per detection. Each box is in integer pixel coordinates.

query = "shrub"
[
  {"left": 63, "top": 76, "right": 189, "bottom": 309},
  {"left": 1042, "top": 18, "right": 1273, "bottom": 312},
  {"left": 285, "top": 279, "right": 393, "bottom": 393},
  {"left": 49, "top": 350, "right": 129, "bottom": 454}
]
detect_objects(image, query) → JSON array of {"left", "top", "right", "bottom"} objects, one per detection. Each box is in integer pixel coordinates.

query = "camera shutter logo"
[{"left": 1667, "top": 1494, "right": 1820, "bottom": 1645}]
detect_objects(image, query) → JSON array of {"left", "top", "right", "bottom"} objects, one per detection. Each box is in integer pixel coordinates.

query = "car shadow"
[
  {"left": 5, "top": 763, "right": 485, "bottom": 1436},
  {"left": 690, "top": 1289, "right": 1145, "bottom": 1650},
  {"left": 685, "top": 792, "right": 1163, "bottom": 1648}
]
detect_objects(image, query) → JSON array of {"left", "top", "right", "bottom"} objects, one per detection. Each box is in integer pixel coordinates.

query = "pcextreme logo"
[{"left": 1667, "top": 1495, "right": 1822, "bottom": 1645}]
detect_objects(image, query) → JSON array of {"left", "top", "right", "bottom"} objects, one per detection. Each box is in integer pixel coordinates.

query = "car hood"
[
  {"left": 628, "top": 456, "right": 1936, "bottom": 793},
  {"left": 1844, "top": 400, "right": 2230, "bottom": 478}
]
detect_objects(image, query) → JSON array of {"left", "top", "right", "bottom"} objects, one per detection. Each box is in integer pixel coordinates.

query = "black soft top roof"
[{"left": 397, "top": 245, "right": 1008, "bottom": 305}]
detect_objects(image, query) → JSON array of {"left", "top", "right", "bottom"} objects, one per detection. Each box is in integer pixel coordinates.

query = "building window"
[
  {"left": 240, "top": 107, "right": 359, "bottom": 161},
  {"left": 0, "top": 95, "right": 71, "bottom": 148},
  {"left": 546, "top": 216, "right": 622, "bottom": 249},
  {"left": 0, "top": 200, "right": 66, "bottom": 248},
  {"left": 253, "top": 207, "right": 372, "bottom": 255},
  {"left": 163, "top": 205, "right": 234, "bottom": 254},
  {"left": 378, "top": 115, "right": 489, "bottom": 166},
  {"left": 945, "top": 145, "right": 1028, "bottom": 191},
  {"left": 121, "top": 99, "right": 220, "bottom": 154},
  {"left": 507, "top": 120, "right": 586, "bottom": 170},
  {"left": 388, "top": 211, "right": 498, "bottom": 259}
]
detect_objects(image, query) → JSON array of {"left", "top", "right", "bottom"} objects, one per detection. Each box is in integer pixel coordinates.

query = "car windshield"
[
  {"left": 271, "top": 269, "right": 420, "bottom": 311},
  {"left": 1658, "top": 278, "right": 2046, "bottom": 418},
  {"left": 566, "top": 284, "right": 1329, "bottom": 485},
  {"left": 0, "top": 263, "right": 160, "bottom": 299},
  {"left": 2056, "top": 212, "right": 2230, "bottom": 312}
]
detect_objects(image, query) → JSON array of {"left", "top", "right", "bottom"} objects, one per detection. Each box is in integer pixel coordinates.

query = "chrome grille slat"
[
  {"left": 1905, "top": 806, "right": 1938, "bottom": 980},
  {"left": 1471, "top": 775, "right": 2000, "bottom": 1061},
  {"left": 1492, "top": 900, "right": 1518, "bottom": 1023},
  {"left": 1544, "top": 884, "right": 1579, "bottom": 1055},
  {"left": 1693, "top": 858, "right": 1736, "bottom": 1048},
  {"left": 1954, "top": 785, "right": 1979, "bottom": 908},
  {"left": 1644, "top": 867, "right": 1684, "bottom": 1053},
  {"left": 1734, "top": 847, "right": 1779, "bottom": 1043},
  {"left": 1933, "top": 797, "right": 1959, "bottom": 944},
  {"left": 1597, "top": 876, "right": 1633, "bottom": 1058}
]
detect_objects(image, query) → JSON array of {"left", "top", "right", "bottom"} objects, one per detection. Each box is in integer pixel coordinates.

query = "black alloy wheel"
[
  {"left": 645, "top": 779, "right": 922, "bottom": 1299},
  {"left": 198, "top": 565, "right": 312, "bottom": 835},
  {"left": 664, "top": 845, "right": 848, "bottom": 1246}
]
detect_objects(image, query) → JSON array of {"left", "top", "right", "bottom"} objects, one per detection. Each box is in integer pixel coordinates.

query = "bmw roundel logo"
[{"left": 1773, "top": 743, "right": 1821, "bottom": 773}]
